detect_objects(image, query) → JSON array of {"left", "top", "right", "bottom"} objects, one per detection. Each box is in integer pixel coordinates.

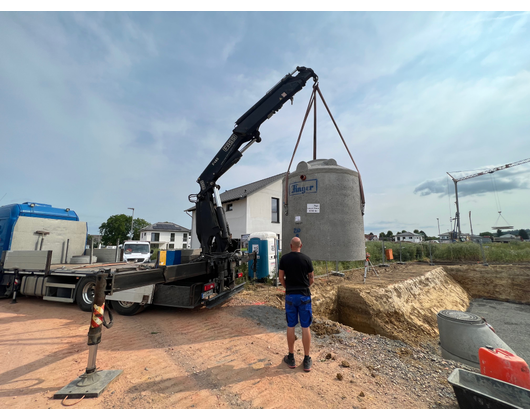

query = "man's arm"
[
  {"left": 279, "top": 269, "right": 286, "bottom": 288},
  {"left": 308, "top": 271, "right": 314, "bottom": 286}
]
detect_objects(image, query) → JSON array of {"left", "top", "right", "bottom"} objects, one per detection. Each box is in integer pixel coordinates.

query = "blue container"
[
  {"left": 165, "top": 250, "right": 182, "bottom": 266},
  {"left": 248, "top": 232, "right": 278, "bottom": 280}
]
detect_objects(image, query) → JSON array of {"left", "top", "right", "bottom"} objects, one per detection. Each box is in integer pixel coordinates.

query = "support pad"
[{"left": 54, "top": 370, "right": 122, "bottom": 399}]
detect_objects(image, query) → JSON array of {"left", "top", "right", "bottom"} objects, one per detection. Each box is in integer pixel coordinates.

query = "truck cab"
[{"left": 122, "top": 241, "right": 151, "bottom": 263}]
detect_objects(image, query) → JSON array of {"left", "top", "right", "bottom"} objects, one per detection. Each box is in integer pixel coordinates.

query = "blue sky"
[{"left": 1, "top": 9, "right": 530, "bottom": 238}]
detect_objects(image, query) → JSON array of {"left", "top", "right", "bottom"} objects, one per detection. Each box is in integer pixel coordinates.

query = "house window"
[
  {"left": 183, "top": 233, "right": 188, "bottom": 241},
  {"left": 168, "top": 244, "right": 174, "bottom": 249},
  {"left": 151, "top": 232, "right": 160, "bottom": 242},
  {"left": 271, "top": 198, "right": 279, "bottom": 223},
  {"left": 226, "top": 203, "right": 233, "bottom": 211},
  {"left": 170, "top": 233, "right": 175, "bottom": 241}
]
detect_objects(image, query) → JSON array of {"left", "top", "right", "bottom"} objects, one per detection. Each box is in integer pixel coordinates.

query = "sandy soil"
[{"left": 2, "top": 263, "right": 522, "bottom": 410}]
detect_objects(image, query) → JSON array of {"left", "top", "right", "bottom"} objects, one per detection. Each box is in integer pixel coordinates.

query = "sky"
[{"left": 1, "top": 5, "right": 530, "bottom": 238}]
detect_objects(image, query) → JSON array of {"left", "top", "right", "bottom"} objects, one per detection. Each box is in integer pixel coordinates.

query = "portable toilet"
[{"left": 248, "top": 232, "right": 278, "bottom": 280}]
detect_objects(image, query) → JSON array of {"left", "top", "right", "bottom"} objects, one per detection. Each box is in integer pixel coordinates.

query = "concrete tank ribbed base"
[{"left": 282, "top": 159, "right": 365, "bottom": 261}]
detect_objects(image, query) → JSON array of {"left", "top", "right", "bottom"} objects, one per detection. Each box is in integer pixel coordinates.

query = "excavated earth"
[{"left": 1, "top": 263, "right": 529, "bottom": 409}]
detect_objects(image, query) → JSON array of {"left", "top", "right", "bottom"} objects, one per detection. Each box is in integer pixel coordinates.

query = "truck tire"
[
  {"left": 108, "top": 300, "right": 146, "bottom": 316},
  {"left": 75, "top": 277, "right": 96, "bottom": 312}
]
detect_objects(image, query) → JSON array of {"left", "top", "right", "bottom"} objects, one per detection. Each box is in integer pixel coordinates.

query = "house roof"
[
  {"left": 186, "top": 172, "right": 286, "bottom": 212},
  {"left": 140, "top": 222, "right": 190, "bottom": 232},
  {"left": 395, "top": 232, "right": 420, "bottom": 237}
]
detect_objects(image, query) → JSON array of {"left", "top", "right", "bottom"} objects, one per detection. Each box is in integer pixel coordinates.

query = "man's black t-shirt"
[{"left": 279, "top": 251, "right": 314, "bottom": 296}]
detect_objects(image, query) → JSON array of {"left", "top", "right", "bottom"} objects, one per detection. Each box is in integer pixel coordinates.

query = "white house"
[
  {"left": 439, "top": 231, "right": 472, "bottom": 243},
  {"left": 187, "top": 173, "right": 284, "bottom": 250},
  {"left": 394, "top": 231, "right": 423, "bottom": 243},
  {"left": 439, "top": 231, "right": 453, "bottom": 243},
  {"left": 494, "top": 234, "right": 521, "bottom": 243},
  {"left": 140, "top": 222, "right": 191, "bottom": 250}
]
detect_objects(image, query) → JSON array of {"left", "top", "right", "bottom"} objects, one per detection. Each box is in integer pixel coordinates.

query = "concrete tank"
[
  {"left": 437, "top": 310, "right": 515, "bottom": 369},
  {"left": 282, "top": 159, "right": 365, "bottom": 261}
]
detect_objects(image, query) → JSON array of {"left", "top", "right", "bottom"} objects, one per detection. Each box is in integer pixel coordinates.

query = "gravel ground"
[{"left": 237, "top": 303, "right": 476, "bottom": 409}]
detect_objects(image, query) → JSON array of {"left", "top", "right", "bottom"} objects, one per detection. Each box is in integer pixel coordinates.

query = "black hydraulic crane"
[{"left": 189, "top": 66, "right": 318, "bottom": 254}]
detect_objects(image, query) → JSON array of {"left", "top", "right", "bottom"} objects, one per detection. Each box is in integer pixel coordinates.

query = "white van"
[{"left": 122, "top": 241, "right": 151, "bottom": 263}]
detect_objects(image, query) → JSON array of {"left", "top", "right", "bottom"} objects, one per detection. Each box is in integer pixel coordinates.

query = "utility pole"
[
  {"left": 128, "top": 207, "right": 135, "bottom": 240},
  {"left": 437, "top": 218, "right": 440, "bottom": 236},
  {"left": 446, "top": 174, "right": 462, "bottom": 239}
]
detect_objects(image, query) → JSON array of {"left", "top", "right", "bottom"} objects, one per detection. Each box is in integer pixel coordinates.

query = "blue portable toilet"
[{"left": 248, "top": 232, "right": 278, "bottom": 280}]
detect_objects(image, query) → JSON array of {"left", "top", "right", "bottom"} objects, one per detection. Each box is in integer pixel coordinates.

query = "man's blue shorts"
[{"left": 285, "top": 294, "right": 312, "bottom": 328}]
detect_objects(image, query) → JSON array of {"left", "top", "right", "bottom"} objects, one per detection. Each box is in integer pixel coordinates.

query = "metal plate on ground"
[{"left": 54, "top": 370, "right": 122, "bottom": 399}]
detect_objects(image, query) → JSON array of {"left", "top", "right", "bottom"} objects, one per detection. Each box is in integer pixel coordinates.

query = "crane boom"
[
  {"left": 447, "top": 157, "right": 530, "bottom": 239},
  {"left": 447, "top": 157, "right": 530, "bottom": 183}
]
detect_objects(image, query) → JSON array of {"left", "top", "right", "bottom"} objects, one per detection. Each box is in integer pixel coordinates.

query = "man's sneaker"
[
  {"left": 303, "top": 356, "right": 312, "bottom": 372},
  {"left": 284, "top": 354, "right": 296, "bottom": 369}
]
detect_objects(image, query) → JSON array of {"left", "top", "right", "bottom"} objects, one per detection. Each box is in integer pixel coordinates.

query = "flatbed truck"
[{"left": 1, "top": 66, "right": 318, "bottom": 314}]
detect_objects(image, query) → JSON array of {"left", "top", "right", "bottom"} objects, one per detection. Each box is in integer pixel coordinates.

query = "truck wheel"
[
  {"left": 108, "top": 300, "right": 146, "bottom": 316},
  {"left": 75, "top": 277, "right": 96, "bottom": 312}
]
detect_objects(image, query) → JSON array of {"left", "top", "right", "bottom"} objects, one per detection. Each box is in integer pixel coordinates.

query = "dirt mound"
[{"left": 338, "top": 267, "right": 470, "bottom": 345}]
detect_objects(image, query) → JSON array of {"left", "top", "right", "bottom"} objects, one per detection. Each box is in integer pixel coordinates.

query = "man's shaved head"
[{"left": 290, "top": 237, "right": 302, "bottom": 250}]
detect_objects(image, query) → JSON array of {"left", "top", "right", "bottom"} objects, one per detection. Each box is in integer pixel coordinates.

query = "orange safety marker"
[{"left": 91, "top": 303, "right": 105, "bottom": 328}]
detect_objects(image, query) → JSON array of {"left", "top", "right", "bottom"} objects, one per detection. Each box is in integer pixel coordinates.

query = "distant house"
[
  {"left": 187, "top": 173, "right": 285, "bottom": 250},
  {"left": 471, "top": 235, "right": 492, "bottom": 244},
  {"left": 394, "top": 232, "right": 423, "bottom": 243},
  {"left": 140, "top": 222, "right": 191, "bottom": 250},
  {"left": 439, "top": 231, "right": 472, "bottom": 243},
  {"left": 439, "top": 231, "right": 452, "bottom": 243},
  {"left": 364, "top": 234, "right": 379, "bottom": 241},
  {"left": 493, "top": 234, "right": 521, "bottom": 243}
]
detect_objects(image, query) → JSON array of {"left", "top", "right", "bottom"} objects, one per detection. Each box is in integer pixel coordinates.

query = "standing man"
[{"left": 279, "top": 236, "right": 314, "bottom": 372}]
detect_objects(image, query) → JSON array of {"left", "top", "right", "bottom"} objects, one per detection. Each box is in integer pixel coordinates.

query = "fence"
[{"left": 311, "top": 240, "right": 530, "bottom": 276}]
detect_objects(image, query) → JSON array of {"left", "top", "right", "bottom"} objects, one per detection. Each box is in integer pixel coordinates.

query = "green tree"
[
  {"left": 132, "top": 218, "right": 150, "bottom": 240},
  {"left": 480, "top": 231, "right": 494, "bottom": 237},
  {"left": 379, "top": 232, "right": 385, "bottom": 239},
  {"left": 99, "top": 214, "right": 150, "bottom": 245},
  {"left": 497, "top": 229, "right": 502, "bottom": 237},
  {"left": 386, "top": 230, "right": 393, "bottom": 238},
  {"left": 518, "top": 229, "right": 529, "bottom": 240}
]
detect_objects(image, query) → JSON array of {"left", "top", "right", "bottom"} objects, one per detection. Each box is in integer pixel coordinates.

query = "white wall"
[
  {"left": 140, "top": 230, "right": 190, "bottom": 249},
  {"left": 225, "top": 199, "right": 247, "bottom": 240},
  {"left": 246, "top": 179, "right": 282, "bottom": 237},
  {"left": 189, "top": 178, "right": 283, "bottom": 249}
]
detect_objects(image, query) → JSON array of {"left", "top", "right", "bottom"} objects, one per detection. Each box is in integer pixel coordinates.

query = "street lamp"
[{"left": 128, "top": 207, "right": 134, "bottom": 240}]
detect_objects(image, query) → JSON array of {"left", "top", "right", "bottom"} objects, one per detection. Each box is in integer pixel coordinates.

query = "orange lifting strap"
[{"left": 283, "top": 82, "right": 365, "bottom": 215}]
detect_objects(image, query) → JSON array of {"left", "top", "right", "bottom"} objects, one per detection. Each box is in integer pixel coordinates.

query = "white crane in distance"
[{"left": 447, "top": 157, "right": 530, "bottom": 240}]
